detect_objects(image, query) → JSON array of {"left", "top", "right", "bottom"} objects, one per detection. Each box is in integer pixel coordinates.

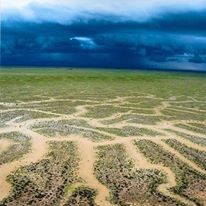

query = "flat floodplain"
[{"left": 0, "top": 68, "right": 206, "bottom": 206}]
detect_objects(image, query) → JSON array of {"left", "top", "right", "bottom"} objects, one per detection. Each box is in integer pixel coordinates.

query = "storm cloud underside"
[{"left": 1, "top": 0, "right": 206, "bottom": 71}]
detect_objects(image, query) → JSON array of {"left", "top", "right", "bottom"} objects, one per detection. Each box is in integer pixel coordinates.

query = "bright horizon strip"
[{"left": 2, "top": 0, "right": 206, "bottom": 23}]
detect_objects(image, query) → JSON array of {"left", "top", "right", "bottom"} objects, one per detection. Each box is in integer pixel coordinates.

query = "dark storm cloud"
[{"left": 1, "top": 10, "right": 206, "bottom": 71}]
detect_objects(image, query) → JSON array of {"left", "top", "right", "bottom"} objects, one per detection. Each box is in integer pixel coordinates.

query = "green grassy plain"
[{"left": 0, "top": 68, "right": 205, "bottom": 102}]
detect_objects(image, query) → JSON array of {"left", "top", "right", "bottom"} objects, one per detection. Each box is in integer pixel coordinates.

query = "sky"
[{"left": 1, "top": 0, "right": 206, "bottom": 71}]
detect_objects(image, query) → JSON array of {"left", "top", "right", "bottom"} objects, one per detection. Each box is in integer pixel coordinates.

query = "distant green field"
[{"left": 0, "top": 68, "right": 205, "bottom": 102}]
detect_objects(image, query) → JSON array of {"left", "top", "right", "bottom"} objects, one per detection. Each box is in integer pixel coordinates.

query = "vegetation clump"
[
  {"left": 94, "top": 144, "right": 179, "bottom": 206},
  {"left": 63, "top": 187, "right": 97, "bottom": 206},
  {"left": 1, "top": 141, "right": 79, "bottom": 206},
  {"left": 98, "top": 126, "right": 162, "bottom": 137},
  {"left": 0, "top": 132, "right": 31, "bottom": 165},
  {"left": 164, "top": 139, "right": 206, "bottom": 170},
  {"left": 135, "top": 140, "right": 206, "bottom": 205}
]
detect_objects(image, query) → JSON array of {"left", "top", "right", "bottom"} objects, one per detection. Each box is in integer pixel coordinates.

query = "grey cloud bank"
[{"left": 1, "top": 0, "right": 206, "bottom": 71}]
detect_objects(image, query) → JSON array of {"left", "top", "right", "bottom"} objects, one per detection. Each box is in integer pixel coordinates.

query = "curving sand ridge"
[
  {"left": 34, "top": 133, "right": 201, "bottom": 206},
  {"left": 164, "top": 125, "right": 206, "bottom": 139},
  {"left": 0, "top": 94, "right": 206, "bottom": 205},
  {"left": 0, "top": 127, "right": 48, "bottom": 200},
  {"left": 123, "top": 140, "right": 196, "bottom": 206},
  {"left": 77, "top": 138, "right": 114, "bottom": 206},
  {"left": 158, "top": 129, "right": 206, "bottom": 152},
  {"left": 48, "top": 135, "right": 115, "bottom": 206},
  {"left": 0, "top": 139, "right": 12, "bottom": 154},
  {"left": 154, "top": 140, "right": 206, "bottom": 175}
]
